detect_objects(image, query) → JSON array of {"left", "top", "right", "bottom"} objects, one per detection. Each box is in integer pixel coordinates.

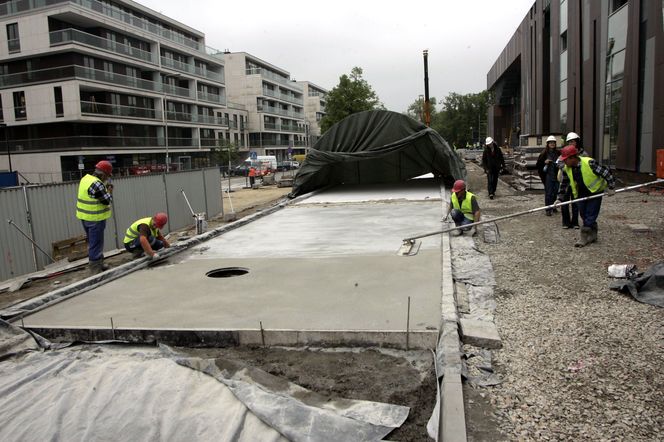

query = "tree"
[
  {"left": 434, "top": 91, "right": 492, "bottom": 148},
  {"left": 210, "top": 139, "right": 241, "bottom": 169},
  {"left": 405, "top": 96, "right": 438, "bottom": 123},
  {"left": 320, "top": 67, "right": 383, "bottom": 133}
]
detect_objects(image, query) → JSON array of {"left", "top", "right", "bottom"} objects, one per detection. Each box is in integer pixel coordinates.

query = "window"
[
  {"left": 611, "top": 0, "right": 628, "bottom": 14},
  {"left": 0, "top": 95, "right": 4, "bottom": 122},
  {"left": 54, "top": 87, "right": 63, "bottom": 117},
  {"left": 13, "top": 91, "right": 26, "bottom": 120},
  {"left": 560, "top": 30, "right": 568, "bottom": 51},
  {"left": 6, "top": 23, "right": 20, "bottom": 53}
]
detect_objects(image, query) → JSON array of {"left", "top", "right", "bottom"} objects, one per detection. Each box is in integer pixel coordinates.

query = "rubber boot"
[
  {"left": 89, "top": 260, "right": 104, "bottom": 275},
  {"left": 587, "top": 226, "right": 598, "bottom": 245},
  {"left": 574, "top": 227, "right": 593, "bottom": 248}
]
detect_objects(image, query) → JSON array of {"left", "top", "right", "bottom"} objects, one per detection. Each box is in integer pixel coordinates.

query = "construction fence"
[{"left": 0, "top": 168, "right": 223, "bottom": 282}]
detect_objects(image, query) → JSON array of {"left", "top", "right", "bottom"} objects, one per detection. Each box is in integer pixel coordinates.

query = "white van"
[{"left": 245, "top": 155, "right": 277, "bottom": 171}]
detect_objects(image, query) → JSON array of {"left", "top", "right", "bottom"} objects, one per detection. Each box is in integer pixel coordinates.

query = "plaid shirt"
[
  {"left": 558, "top": 158, "right": 615, "bottom": 199},
  {"left": 88, "top": 179, "right": 113, "bottom": 205}
]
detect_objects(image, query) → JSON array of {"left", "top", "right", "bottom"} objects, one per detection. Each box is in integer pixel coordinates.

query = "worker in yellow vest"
[
  {"left": 556, "top": 145, "right": 616, "bottom": 247},
  {"left": 76, "top": 160, "right": 113, "bottom": 274},
  {"left": 444, "top": 180, "right": 481, "bottom": 236},
  {"left": 123, "top": 213, "right": 171, "bottom": 259}
]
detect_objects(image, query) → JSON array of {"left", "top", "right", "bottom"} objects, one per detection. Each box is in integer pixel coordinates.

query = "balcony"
[
  {"left": 262, "top": 122, "right": 305, "bottom": 133},
  {"left": 51, "top": 29, "right": 155, "bottom": 64},
  {"left": 246, "top": 67, "right": 302, "bottom": 91},
  {"left": 7, "top": 135, "right": 200, "bottom": 150},
  {"left": 161, "top": 56, "right": 195, "bottom": 74},
  {"left": 81, "top": 101, "right": 158, "bottom": 120},
  {"left": 195, "top": 66, "right": 224, "bottom": 83},
  {"left": 166, "top": 110, "right": 227, "bottom": 126},
  {"left": 197, "top": 90, "right": 225, "bottom": 105}
]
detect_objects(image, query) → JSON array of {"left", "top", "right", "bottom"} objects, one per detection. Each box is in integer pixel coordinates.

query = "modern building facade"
[
  {"left": 297, "top": 80, "right": 327, "bottom": 147},
  {"left": 223, "top": 51, "right": 308, "bottom": 161},
  {"left": 0, "top": 0, "right": 245, "bottom": 182},
  {"left": 487, "top": 0, "right": 664, "bottom": 173}
]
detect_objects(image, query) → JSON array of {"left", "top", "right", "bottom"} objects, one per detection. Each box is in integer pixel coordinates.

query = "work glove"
[
  {"left": 442, "top": 212, "right": 450, "bottom": 222},
  {"left": 151, "top": 253, "right": 160, "bottom": 260},
  {"left": 606, "top": 188, "right": 616, "bottom": 197},
  {"left": 552, "top": 199, "right": 562, "bottom": 209},
  {"left": 472, "top": 226, "right": 479, "bottom": 237}
]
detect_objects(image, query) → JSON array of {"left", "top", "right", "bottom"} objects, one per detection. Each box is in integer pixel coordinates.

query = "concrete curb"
[{"left": 437, "top": 185, "right": 467, "bottom": 442}]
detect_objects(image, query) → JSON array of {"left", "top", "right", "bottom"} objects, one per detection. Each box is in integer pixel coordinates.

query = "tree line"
[{"left": 321, "top": 66, "right": 492, "bottom": 148}]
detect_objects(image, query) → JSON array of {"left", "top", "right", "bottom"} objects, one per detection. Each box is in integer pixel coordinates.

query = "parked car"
[
  {"left": 276, "top": 161, "right": 300, "bottom": 171},
  {"left": 230, "top": 164, "right": 250, "bottom": 176}
]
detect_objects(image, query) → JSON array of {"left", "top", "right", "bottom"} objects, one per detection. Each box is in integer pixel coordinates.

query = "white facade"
[
  {"left": 223, "top": 52, "right": 308, "bottom": 160},
  {"left": 297, "top": 81, "right": 327, "bottom": 147},
  {"left": 0, "top": 0, "right": 246, "bottom": 182}
]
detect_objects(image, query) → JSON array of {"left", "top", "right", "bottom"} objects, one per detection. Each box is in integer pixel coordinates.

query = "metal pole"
[
  {"left": 22, "top": 186, "right": 39, "bottom": 269},
  {"left": 423, "top": 50, "right": 430, "bottom": 127},
  {"left": 403, "top": 179, "right": 664, "bottom": 242},
  {"left": 7, "top": 219, "right": 55, "bottom": 263},
  {"left": 164, "top": 97, "right": 169, "bottom": 173}
]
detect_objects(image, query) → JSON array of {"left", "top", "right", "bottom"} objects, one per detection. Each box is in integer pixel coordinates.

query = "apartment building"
[
  {"left": 487, "top": 0, "right": 664, "bottom": 173},
  {"left": 298, "top": 81, "right": 326, "bottom": 147},
  {"left": 223, "top": 51, "right": 308, "bottom": 161},
  {"left": 0, "top": 0, "right": 246, "bottom": 183}
]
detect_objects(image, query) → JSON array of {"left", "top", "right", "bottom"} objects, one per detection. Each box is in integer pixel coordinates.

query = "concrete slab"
[
  {"left": 459, "top": 318, "right": 502, "bottom": 349},
  {"left": 22, "top": 180, "right": 446, "bottom": 349},
  {"left": 627, "top": 223, "right": 651, "bottom": 233}
]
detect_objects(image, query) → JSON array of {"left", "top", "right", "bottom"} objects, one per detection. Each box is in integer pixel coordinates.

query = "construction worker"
[
  {"left": 444, "top": 179, "right": 481, "bottom": 236},
  {"left": 481, "top": 137, "right": 505, "bottom": 199},
  {"left": 76, "top": 160, "right": 113, "bottom": 274},
  {"left": 536, "top": 135, "right": 560, "bottom": 216},
  {"left": 248, "top": 166, "right": 257, "bottom": 187},
  {"left": 555, "top": 146, "right": 616, "bottom": 247},
  {"left": 556, "top": 132, "right": 585, "bottom": 229},
  {"left": 123, "top": 213, "right": 171, "bottom": 259}
]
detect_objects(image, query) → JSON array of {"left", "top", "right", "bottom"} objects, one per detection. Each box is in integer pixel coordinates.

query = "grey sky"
[{"left": 138, "top": 0, "right": 533, "bottom": 112}]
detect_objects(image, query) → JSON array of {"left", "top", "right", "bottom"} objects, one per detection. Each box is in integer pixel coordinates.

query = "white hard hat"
[
  {"left": 485, "top": 137, "right": 494, "bottom": 145},
  {"left": 566, "top": 132, "right": 580, "bottom": 142},
  {"left": 546, "top": 135, "right": 557, "bottom": 143}
]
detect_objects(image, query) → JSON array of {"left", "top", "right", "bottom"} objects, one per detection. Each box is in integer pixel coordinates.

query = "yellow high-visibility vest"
[
  {"left": 564, "top": 157, "right": 608, "bottom": 198},
  {"left": 76, "top": 174, "right": 111, "bottom": 221},
  {"left": 123, "top": 217, "right": 159, "bottom": 244},
  {"left": 451, "top": 191, "right": 475, "bottom": 221}
]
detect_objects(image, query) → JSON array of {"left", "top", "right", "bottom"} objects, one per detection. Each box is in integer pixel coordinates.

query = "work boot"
[
  {"left": 89, "top": 260, "right": 104, "bottom": 275},
  {"left": 587, "top": 225, "right": 598, "bottom": 244},
  {"left": 574, "top": 227, "right": 593, "bottom": 248}
]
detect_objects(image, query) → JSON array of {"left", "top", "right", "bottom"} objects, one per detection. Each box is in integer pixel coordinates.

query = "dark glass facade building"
[{"left": 487, "top": 0, "right": 664, "bottom": 173}]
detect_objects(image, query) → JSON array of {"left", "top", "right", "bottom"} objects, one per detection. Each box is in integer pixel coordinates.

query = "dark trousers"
[
  {"left": 577, "top": 196, "right": 602, "bottom": 229},
  {"left": 450, "top": 209, "right": 473, "bottom": 231},
  {"left": 82, "top": 220, "right": 106, "bottom": 262},
  {"left": 124, "top": 235, "right": 164, "bottom": 254},
  {"left": 544, "top": 175, "right": 560, "bottom": 207},
  {"left": 561, "top": 187, "right": 579, "bottom": 227},
  {"left": 487, "top": 169, "right": 499, "bottom": 195}
]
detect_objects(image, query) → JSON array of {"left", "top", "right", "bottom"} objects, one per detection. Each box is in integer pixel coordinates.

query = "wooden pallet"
[{"left": 52, "top": 235, "right": 88, "bottom": 262}]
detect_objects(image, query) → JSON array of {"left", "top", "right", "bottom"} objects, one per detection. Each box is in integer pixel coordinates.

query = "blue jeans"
[
  {"left": 124, "top": 235, "right": 164, "bottom": 253},
  {"left": 544, "top": 174, "right": 560, "bottom": 207},
  {"left": 450, "top": 209, "right": 474, "bottom": 231},
  {"left": 577, "top": 196, "right": 602, "bottom": 229},
  {"left": 82, "top": 220, "right": 106, "bottom": 262}
]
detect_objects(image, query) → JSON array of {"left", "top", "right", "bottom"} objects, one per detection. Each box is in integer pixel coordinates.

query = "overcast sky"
[{"left": 138, "top": 0, "right": 534, "bottom": 112}]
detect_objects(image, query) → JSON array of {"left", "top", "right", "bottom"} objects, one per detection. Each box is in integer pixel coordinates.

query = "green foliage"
[
  {"left": 320, "top": 67, "right": 383, "bottom": 133},
  {"left": 405, "top": 97, "right": 438, "bottom": 123},
  {"left": 431, "top": 91, "right": 492, "bottom": 148},
  {"left": 209, "top": 139, "right": 241, "bottom": 166}
]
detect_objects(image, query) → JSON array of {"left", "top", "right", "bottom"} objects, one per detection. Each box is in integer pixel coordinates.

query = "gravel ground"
[{"left": 465, "top": 161, "right": 664, "bottom": 440}]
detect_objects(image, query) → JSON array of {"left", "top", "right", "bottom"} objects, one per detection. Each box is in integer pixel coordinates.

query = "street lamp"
[
  {"left": 0, "top": 123, "right": 11, "bottom": 173},
  {"left": 162, "top": 73, "right": 182, "bottom": 173}
]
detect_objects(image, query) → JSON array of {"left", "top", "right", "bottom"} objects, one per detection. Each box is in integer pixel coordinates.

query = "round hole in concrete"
[{"left": 206, "top": 267, "right": 249, "bottom": 278}]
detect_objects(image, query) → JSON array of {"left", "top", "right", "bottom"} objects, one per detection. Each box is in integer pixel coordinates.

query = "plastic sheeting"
[
  {"left": 609, "top": 261, "right": 664, "bottom": 308},
  {"left": 0, "top": 322, "right": 410, "bottom": 442},
  {"left": 290, "top": 110, "right": 465, "bottom": 197}
]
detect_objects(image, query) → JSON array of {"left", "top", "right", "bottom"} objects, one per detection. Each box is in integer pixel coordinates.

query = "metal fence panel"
[
  {"left": 0, "top": 169, "right": 221, "bottom": 282},
  {"left": 0, "top": 188, "right": 37, "bottom": 281},
  {"left": 27, "top": 182, "right": 82, "bottom": 270}
]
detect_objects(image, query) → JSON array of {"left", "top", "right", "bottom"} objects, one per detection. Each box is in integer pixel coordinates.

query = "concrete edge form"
[
  {"left": 1, "top": 194, "right": 304, "bottom": 322},
  {"left": 437, "top": 185, "right": 467, "bottom": 442},
  {"left": 26, "top": 326, "right": 438, "bottom": 350}
]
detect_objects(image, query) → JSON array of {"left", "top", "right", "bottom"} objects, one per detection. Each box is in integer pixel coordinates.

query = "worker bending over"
[
  {"left": 556, "top": 146, "right": 615, "bottom": 247},
  {"left": 123, "top": 213, "right": 171, "bottom": 259},
  {"left": 445, "top": 180, "right": 481, "bottom": 236}
]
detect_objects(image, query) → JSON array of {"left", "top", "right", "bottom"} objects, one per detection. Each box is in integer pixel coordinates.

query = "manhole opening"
[{"left": 206, "top": 267, "right": 249, "bottom": 278}]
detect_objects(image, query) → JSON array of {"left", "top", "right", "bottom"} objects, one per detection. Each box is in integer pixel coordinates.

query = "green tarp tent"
[{"left": 290, "top": 110, "right": 466, "bottom": 197}]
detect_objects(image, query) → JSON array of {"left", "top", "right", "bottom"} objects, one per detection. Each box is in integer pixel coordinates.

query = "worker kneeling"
[
  {"left": 445, "top": 180, "right": 481, "bottom": 236},
  {"left": 123, "top": 213, "right": 171, "bottom": 259}
]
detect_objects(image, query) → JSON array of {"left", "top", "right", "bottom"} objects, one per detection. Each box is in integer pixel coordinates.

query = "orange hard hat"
[
  {"left": 95, "top": 160, "right": 113, "bottom": 175},
  {"left": 153, "top": 212, "right": 168, "bottom": 229},
  {"left": 452, "top": 180, "right": 466, "bottom": 193},
  {"left": 559, "top": 145, "right": 578, "bottom": 161}
]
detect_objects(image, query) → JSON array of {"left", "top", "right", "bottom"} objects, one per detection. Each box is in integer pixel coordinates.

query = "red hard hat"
[
  {"left": 153, "top": 212, "right": 168, "bottom": 229},
  {"left": 559, "top": 145, "right": 578, "bottom": 161},
  {"left": 95, "top": 160, "right": 113, "bottom": 175},
  {"left": 452, "top": 179, "right": 466, "bottom": 193}
]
